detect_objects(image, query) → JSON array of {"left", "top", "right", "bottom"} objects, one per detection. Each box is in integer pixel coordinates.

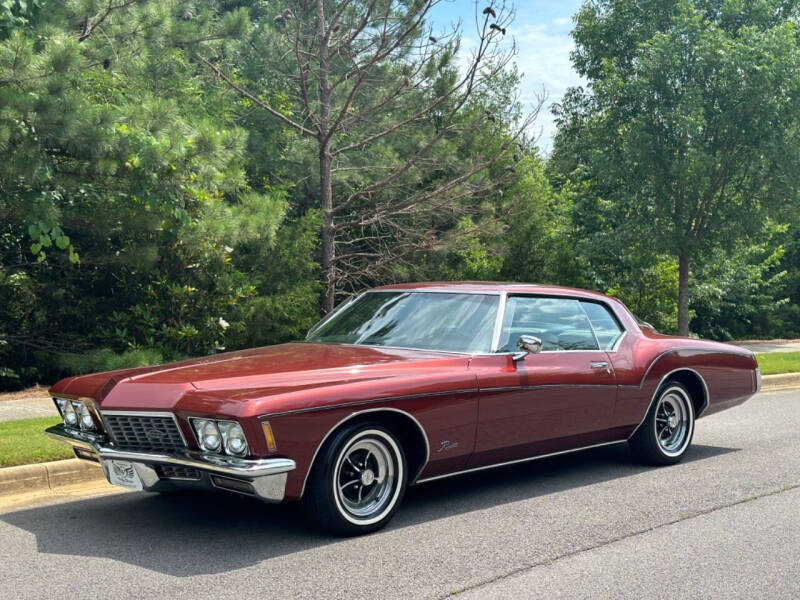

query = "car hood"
[{"left": 52, "top": 343, "right": 472, "bottom": 412}]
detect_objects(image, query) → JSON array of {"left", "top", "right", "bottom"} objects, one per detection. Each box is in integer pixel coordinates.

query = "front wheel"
[
  {"left": 629, "top": 381, "right": 695, "bottom": 465},
  {"left": 302, "top": 424, "right": 407, "bottom": 536}
]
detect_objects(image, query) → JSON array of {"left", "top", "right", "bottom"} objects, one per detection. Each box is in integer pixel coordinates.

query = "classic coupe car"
[{"left": 47, "top": 282, "right": 760, "bottom": 534}]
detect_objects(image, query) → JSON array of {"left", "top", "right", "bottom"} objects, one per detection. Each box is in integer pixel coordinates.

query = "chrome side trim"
[
  {"left": 490, "top": 291, "right": 508, "bottom": 352},
  {"left": 622, "top": 349, "right": 681, "bottom": 390},
  {"left": 529, "top": 349, "right": 612, "bottom": 354},
  {"left": 609, "top": 330, "right": 627, "bottom": 353},
  {"left": 368, "top": 288, "right": 503, "bottom": 296},
  {"left": 298, "top": 407, "right": 431, "bottom": 498},
  {"left": 480, "top": 384, "right": 617, "bottom": 393},
  {"left": 619, "top": 348, "right": 749, "bottom": 391},
  {"left": 306, "top": 294, "right": 358, "bottom": 338},
  {"left": 101, "top": 409, "right": 189, "bottom": 447},
  {"left": 415, "top": 440, "right": 626, "bottom": 484},
  {"left": 298, "top": 341, "right": 473, "bottom": 356},
  {"left": 578, "top": 301, "right": 603, "bottom": 350},
  {"left": 581, "top": 300, "right": 628, "bottom": 352},
  {"left": 626, "top": 367, "right": 710, "bottom": 440},
  {"left": 257, "top": 388, "right": 476, "bottom": 420}
]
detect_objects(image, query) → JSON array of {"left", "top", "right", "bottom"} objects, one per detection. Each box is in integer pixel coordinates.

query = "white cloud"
[
  {"left": 511, "top": 22, "right": 584, "bottom": 152},
  {"left": 429, "top": 2, "right": 584, "bottom": 152}
]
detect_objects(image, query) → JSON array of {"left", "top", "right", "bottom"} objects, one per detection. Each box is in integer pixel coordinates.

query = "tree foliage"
[
  {"left": 0, "top": 0, "right": 285, "bottom": 385},
  {"left": 551, "top": 0, "right": 800, "bottom": 334},
  {"left": 1, "top": 0, "right": 799, "bottom": 390},
  {"left": 187, "top": 0, "right": 538, "bottom": 310}
]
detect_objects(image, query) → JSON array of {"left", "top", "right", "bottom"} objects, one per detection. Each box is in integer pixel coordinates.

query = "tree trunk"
[
  {"left": 320, "top": 142, "right": 335, "bottom": 313},
  {"left": 677, "top": 251, "right": 690, "bottom": 336},
  {"left": 316, "top": 0, "right": 335, "bottom": 314}
]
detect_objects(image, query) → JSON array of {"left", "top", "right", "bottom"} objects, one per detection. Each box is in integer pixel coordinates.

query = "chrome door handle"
[{"left": 591, "top": 361, "right": 610, "bottom": 373}]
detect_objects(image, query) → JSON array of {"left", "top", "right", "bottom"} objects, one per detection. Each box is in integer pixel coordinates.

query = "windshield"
[{"left": 307, "top": 291, "right": 499, "bottom": 353}]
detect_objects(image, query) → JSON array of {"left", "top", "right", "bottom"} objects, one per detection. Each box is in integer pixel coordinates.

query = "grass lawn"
[
  {"left": 755, "top": 352, "right": 800, "bottom": 376},
  {"left": 0, "top": 416, "right": 74, "bottom": 468}
]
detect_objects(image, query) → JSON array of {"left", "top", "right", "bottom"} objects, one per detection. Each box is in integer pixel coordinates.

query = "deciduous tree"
[
  {"left": 553, "top": 0, "right": 800, "bottom": 334},
  {"left": 192, "top": 0, "right": 537, "bottom": 311}
]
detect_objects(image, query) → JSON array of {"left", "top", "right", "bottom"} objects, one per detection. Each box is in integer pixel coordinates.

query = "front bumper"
[{"left": 46, "top": 424, "right": 295, "bottom": 502}]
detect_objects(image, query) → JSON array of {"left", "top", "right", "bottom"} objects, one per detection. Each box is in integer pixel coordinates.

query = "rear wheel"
[
  {"left": 303, "top": 424, "right": 407, "bottom": 536},
  {"left": 629, "top": 381, "right": 695, "bottom": 465}
]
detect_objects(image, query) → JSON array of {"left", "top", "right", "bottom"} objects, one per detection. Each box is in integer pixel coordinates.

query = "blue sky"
[{"left": 429, "top": 0, "right": 585, "bottom": 150}]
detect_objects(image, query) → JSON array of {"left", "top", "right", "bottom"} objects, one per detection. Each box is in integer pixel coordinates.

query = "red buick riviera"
[{"left": 47, "top": 282, "right": 760, "bottom": 534}]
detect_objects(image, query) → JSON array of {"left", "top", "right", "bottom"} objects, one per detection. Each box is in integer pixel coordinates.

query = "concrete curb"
[
  {"left": 0, "top": 458, "right": 104, "bottom": 497},
  {"left": 762, "top": 373, "right": 800, "bottom": 391}
]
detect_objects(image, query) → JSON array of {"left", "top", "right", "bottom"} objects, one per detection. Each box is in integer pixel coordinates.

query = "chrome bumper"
[{"left": 45, "top": 424, "right": 295, "bottom": 502}]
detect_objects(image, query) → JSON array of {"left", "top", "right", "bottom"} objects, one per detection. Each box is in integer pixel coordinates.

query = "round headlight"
[
  {"left": 199, "top": 420, "right": 221, "bottom": 452},
  {"left": 63, "top": 402, "right": 78, "bottom": 427},
  {"left": 204, "top": 433, "right": 221, "bottom": 451},
  {"left": 78, "top": 404, "right": 95, "bottom": 430},
  {"left": 219, "top": 421, "right": 248, "bottom": 456},
  {"left": 226, "top": 433, "right": 246, "bottom": 455}
]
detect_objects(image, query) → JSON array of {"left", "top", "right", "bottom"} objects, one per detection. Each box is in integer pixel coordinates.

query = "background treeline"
[{"left": 1, "top": 0, "right": 798, "bottom": 390}]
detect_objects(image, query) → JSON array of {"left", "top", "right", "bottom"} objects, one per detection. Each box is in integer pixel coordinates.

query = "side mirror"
[{"left": 512, "top": 335, "right": 542, "bottom": 361}]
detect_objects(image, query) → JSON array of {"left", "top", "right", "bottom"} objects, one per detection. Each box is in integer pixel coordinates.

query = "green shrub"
[{"left": 56, "top": 348, "right": 165, "bottom": 376}]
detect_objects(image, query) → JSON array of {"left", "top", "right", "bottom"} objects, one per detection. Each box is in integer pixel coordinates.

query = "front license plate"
[{"left": 106, "top": 460, "right": 143, "bottom": 490}]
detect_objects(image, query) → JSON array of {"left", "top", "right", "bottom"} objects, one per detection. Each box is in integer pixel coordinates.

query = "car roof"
[{"left": 372, "top": 281, "right": 616, "bottom": 303}]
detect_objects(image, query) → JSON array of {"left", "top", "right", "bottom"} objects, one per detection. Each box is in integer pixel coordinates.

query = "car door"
[{"left": 468, "top": 295, "right": 620, "bottom": 469}]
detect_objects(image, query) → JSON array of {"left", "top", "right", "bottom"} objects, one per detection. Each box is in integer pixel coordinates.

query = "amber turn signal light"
[{"left": 262, "top": 421, "right": 277, "bottom": 452}]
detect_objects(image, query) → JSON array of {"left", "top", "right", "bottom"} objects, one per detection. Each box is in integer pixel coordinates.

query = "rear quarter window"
[{"left": 580, "top": 301, "right": 624, "bottom": 351}]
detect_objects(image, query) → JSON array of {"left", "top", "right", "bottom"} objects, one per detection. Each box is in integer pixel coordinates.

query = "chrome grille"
[{"left": 103, "top": 413, "right": 186, "bottom": 453}]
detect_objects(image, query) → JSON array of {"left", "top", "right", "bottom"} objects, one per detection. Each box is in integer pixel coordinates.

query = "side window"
[
  {"left": 580, "top": 301, "right": 624, "bottom": 351},
  {"left": 499, "top": 297, "right": 600, "bottom": 352}
]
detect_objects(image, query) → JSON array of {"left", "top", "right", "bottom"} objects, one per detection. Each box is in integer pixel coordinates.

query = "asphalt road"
[{"left": 0, "top": 389, "right": 798, "bottom": 600}]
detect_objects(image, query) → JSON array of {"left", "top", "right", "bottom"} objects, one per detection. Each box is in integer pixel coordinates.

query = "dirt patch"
[{"left": 0, "top": 386, "right": 51, "bottom": 403}]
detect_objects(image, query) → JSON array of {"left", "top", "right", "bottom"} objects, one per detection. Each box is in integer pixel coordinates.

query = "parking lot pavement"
[
  {"left": 0, "top": 397, "right": 55, "bottom": 423},
  {"left": 0, "top": 388, "right": 797, "bottom": 600},
  {"left": 733, "top": 340, "right": 800, "bottom": 353}
]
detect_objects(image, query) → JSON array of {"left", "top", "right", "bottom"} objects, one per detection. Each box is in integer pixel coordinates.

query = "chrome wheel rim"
[
  {"left": 654, "top": 388, "right": 691, "bottom": 456},
  {"left": 334, "top": 432, "right": 399, "bottom": 523}
]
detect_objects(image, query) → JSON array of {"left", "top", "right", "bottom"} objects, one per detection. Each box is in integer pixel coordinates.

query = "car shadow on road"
[{"left": 0, "top": 442, "right": 737, "bottom": 577}]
